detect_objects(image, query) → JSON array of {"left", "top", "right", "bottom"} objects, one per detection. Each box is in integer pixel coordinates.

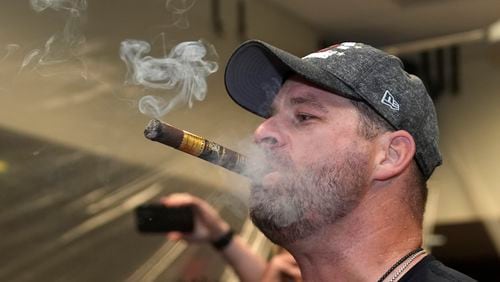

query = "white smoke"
[
  {"left": 164, "top": 0, "right": 196, "bottom": 29},
  {"left": 21, "top": 0, "right": 87, "bottom": 77},
  {"left": 30, "top": 0, "right": 87, "bottom": 14},
  {"left": 119, "top": 39, "right": 218, "bottom": 118},
  {"left": 0, "top": 44, "right": 20, "bottom": 63}
]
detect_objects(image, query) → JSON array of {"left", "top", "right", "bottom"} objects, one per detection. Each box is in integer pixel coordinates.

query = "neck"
[{"left": 284, "top": 188, "right": 423, "bottom": 282}]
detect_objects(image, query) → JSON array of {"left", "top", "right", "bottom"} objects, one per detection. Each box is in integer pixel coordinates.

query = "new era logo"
[{"left": 381, "top": 90, "right": 399, "bottom": 111}]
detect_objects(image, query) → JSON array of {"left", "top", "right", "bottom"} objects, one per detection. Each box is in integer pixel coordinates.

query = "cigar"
[{"left": 144, "top": 119, "right": 247, "bottom": 175}]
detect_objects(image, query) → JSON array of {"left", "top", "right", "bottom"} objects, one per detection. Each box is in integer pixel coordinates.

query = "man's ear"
[{"left": 372, "top": 130, "right": 416, "bottom": 181}]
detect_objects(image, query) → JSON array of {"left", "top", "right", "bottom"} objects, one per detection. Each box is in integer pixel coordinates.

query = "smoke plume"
[
  {"left": 164, "top": 0, "right": 196, "bottom": 29},
  {"left": 0, "top": 44, "right": 20, "bottom": 63},
  {"left": 30, "top": 0, "right": 87, "bottom": 14},
  {"left": 21, "top": 0, "right": 87, "bottom": 77},
  {"left": 119, "top": 39, "right": 218, "bottom": 118}
]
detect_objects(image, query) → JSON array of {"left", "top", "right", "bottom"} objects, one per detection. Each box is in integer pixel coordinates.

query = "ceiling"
[{"left": 265, "top": 0, "right": 500, "bottom": 46}]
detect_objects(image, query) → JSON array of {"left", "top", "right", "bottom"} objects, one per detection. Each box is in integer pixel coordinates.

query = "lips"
[
  {"left": 248, "top": 150, "right": 292, "bottom": 187},
  {"left": 262, "top": 171, "right": 282, "bottom": 187}
]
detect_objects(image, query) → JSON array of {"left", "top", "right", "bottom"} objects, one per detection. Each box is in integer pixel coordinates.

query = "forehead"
[{"left": 271, "top": 77, "right": 349, "bottom": 110}]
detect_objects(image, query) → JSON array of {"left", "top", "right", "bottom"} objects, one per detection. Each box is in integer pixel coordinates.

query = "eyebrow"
[
  {"left": 289, "top": 94, "right": 329, "bottom": 113},
  {"left": 269, "top": 93, "right": 330, "bottom": 116}
]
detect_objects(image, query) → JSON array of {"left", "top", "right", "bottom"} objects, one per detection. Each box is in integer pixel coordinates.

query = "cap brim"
[{"left": 224, "top": 40, "right": 358, "bottom": 118}]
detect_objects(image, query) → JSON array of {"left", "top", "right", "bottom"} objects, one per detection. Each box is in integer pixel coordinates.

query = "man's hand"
[
  {"left": 261, "top": 251, "right": 302, "bottom": 282},
  {"left": 160, "top": 193, "right": 230, "bottom": 243}
]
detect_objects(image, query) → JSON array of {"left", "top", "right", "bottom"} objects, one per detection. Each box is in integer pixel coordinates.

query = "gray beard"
[{"left": 249, "top": 150, "right": 368, "bottom": 246}]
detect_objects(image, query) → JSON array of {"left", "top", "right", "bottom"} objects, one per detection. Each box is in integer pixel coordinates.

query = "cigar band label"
[
  {"left": 236, "top": 154, "right": 247, "bottom": 167},
  {"left": 206, "top": 142, "right": 225, "bottom": 158},
  {"left": 180, "top": 132, "right": 205, "bottom": 156}
]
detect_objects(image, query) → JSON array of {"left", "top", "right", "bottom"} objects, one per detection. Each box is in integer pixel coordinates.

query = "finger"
[
  {"left": 281, "top": 252, "right": 298, "bottom": 265},
  {"left": 162, "top": 195, "right": 216, "bottom": 225},
  {"left": 166, "top": 231, "right": 184, "bottom": 241},
  {"left": 161, "top": 193, "right": 196, "bottom": 207},
  {"left": 274, "top": 252, "right": 294, "bottom": 263},
  {"left": 281, "top": 265, "right": 302, "bottom": 280},
  {"left": 271, "top": 254, "right": 301, "bottom": 278}
]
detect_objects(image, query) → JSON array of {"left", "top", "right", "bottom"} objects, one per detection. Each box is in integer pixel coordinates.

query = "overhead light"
[
  {"left": 382, "top": 29, "right": 485, "bottom": 55},
  {"left": 487, "top": 19, "right": 500, "bottom": 42},
  {"left": 383, "top": 17, "right": 500, "bottom": 55}
]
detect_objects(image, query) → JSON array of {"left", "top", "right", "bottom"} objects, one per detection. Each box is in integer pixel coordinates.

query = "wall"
[
  {"left": 0, "top": 1, "right": 319, "bottom": 281},
  {"left": 427, "top": 41, "right": 500, "bottom": 253}
]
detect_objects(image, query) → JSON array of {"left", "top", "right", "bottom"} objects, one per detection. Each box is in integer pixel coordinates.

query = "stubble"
[{"left": 249, "top": 147, "right": 369, "bottom": 245}]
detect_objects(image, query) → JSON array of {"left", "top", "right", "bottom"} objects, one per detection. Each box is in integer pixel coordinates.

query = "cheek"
[
  {"left": 289, "top": 137, "right": 335, "bottom": 166},
  {"left": 289, "top": 132, "right": 366, "bottom": 167}
]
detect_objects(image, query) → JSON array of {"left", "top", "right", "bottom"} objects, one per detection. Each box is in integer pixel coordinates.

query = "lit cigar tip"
[{"left": 144, "top": 119, "right": 162, "bottom": 140}]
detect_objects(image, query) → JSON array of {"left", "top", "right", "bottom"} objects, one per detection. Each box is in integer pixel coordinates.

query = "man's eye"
[{"left": 296, "top": 113, "right": 315, "bottom": 122}]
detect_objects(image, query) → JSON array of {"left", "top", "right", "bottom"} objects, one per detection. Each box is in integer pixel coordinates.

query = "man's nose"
[{"left": 254, "top": 118, "right": 283, "bottom": 149}]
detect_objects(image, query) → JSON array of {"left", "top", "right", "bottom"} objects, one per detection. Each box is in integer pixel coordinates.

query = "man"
[{"left": 224, "top": 40, "right": 475, "bottom": 281}]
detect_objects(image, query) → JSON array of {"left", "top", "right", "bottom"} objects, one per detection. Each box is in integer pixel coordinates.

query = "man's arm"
[{"left": 161, "top": 193, "right": 266, "bottom": 282}]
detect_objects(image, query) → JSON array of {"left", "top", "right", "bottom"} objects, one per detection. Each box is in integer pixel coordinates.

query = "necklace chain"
[
  {"left": 377, "top": 247, "right": 425, "bottom": 282},
  {"left": 388, "top": 249, "right": 426, "bottom": 282}
]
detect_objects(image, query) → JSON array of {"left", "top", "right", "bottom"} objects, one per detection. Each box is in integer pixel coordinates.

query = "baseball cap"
[{"left": 224, "top": 40, "right": 442, "bottom": 179}]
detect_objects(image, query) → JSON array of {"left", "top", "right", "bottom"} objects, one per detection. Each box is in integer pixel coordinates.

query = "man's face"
[{"left": 248, "top": 77, "right": 374, "bottom": 245}]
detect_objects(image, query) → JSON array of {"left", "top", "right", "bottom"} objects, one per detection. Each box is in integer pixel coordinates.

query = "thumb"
[{"left": 166, "top": 232, "right": 183, "bottom": 241}]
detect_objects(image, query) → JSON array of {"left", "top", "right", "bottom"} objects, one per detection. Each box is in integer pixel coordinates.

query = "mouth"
[
  {"left": 250, "top": 169, "right": 280, "bottom": 188},
  {"left": 261, "top": 171, "right": 282, "bottom": 187},
  {"left": 248, "top": 152, "right": 290, "bottom": 187}
]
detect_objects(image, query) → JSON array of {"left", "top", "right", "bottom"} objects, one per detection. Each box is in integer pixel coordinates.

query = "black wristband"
[{"left": 211, "top": 229, "right": 234, "bottom": 251}]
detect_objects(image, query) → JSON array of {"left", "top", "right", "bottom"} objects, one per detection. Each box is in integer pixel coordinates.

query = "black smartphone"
[{"left": 134, "top": 203, "right": 194, "bottom": 233}]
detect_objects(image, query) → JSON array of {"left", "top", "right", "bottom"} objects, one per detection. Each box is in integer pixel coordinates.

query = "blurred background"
[{"left": 0, "top": 0, "right": 499, "bottom": 281}]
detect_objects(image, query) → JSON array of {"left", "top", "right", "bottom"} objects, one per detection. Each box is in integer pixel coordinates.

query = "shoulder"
[{"left": 400, "top": 255, "right": 476, "bottom": 282}]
